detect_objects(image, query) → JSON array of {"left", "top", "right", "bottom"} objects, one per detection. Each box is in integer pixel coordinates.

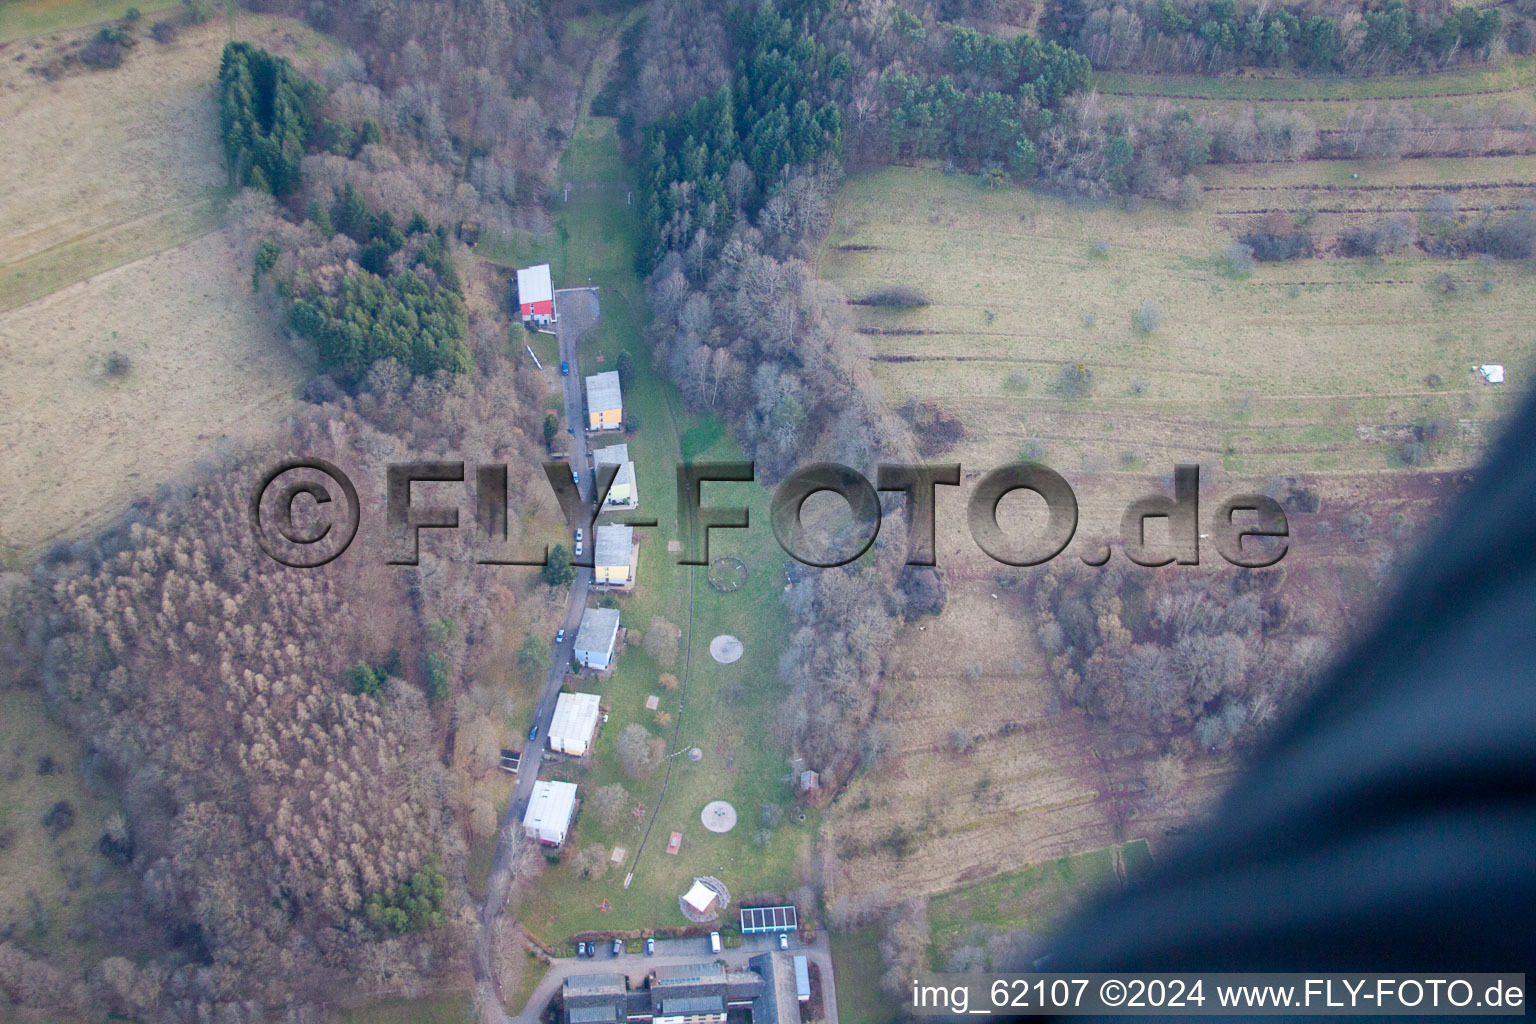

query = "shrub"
[
  {"left": 421, "top": 656, "right": 450, "bottom": 701},
  {"left": 104, "top": 351, "right": 131, "bottom": 377},
  {"left": 42, "top": 801, "right": 76, "bottom": 836},
  {"left": 1060, "top": 362, "right": 1094, "bottom": 397},
  {"left": 182, "top": 0, "right": 214, "bottom": 25},
  {"left": 150, "top": 20, "right": 176, "bottom": 42},
  {"left": 125, "top": 6, "right": 141, "bottom": 20},
  {"left": 365, "top": 863, "right": 447, "bottom": 933},
  {"left": 1133, "top": 299, "right": 1161, "bottom": 333},
  {"left": 860, "top": 285, "right": 931, "bottom": 308},
  {"left": 1222, "top": 242, "right": 1255, "bottom": 276},
  {"left": 348, "top": 661, "right": 383, "bottom": 697},
  {"left": 1240, "top": 211, "right": 1313, "bottom": 261},
  {"left": 1340, "top": 215, "right": 1416, "bottom": 258},
  {"left": 81, "top": 31, "right": 127, "bottom": 69},
  {"left": 1398, "top": 440, "right": 1431, "bottom": 467}
]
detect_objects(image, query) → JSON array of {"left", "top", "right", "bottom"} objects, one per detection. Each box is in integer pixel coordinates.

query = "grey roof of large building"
[
  {"left": 594, "top": 523, "right": 633, "bottom": 568},
  {"left": 573, "top": 606, "right": 620, "bottom": 655},
  {"left": 564, "top": 972, "right": 626, "bottom": 1000},
  {"left": 653, "top": 960, "right": 726, "bottom": 987},
  {"left": 659, "top": 995, "right": 724, "bottom": 1015},
  {"left": 586, "top": 371, "right": 622, "bottom": 412},
  {"left": 724, "top": 967, "right": 767, "bottom": 1003},
  {"left": 566, "top": 1003, "right": 623, "bottom": 1024},
  {"left": 748, "top": 954, "right": 802, "bottom": 1024}
]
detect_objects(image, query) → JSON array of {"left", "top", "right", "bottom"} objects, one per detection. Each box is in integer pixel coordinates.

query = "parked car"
[
  {"left": 585, "top": 942, "right": 596, "bottom": 958},
  {"left": 611, "top": 939, "right": 623, "bottom": 956},
  {"left": 574, "top": 528, "right": 583, "bottom": 556},
  {"left": 576, "top": 941, "right": 587, "bottom": 957},
  {"left": 709, "top": 932, "right": 721, "bottom": 954},
  {"left": 645, "top": 937, "right": 654, "bottom": 956},
  {"left": 555, "top": 628, "right": 565, "bottom": 644},
  {"left": 572, "top": 469, "right": 579, "bottom": 485},
  {"left": 560, "top": 361, "right": 569, "bottom": 376},
  {"left": 779, "top": 933, "right": 789, "bottom": 950},
  {"left": 528, "top": 723, "right": 539, "bottom": 741}
]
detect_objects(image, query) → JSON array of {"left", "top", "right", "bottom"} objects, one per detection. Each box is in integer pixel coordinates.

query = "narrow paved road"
[{"left": 473, "top": 288, "right": 602, "bottom": 1023}]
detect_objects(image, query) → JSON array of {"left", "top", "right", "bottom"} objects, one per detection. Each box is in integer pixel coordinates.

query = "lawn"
[
  {"left": 830, "top": 926, "right": 900, "bottom": 1024},
  {"left": 489, "top": 116, "right": 811, "bottom": 945},
  {"left": 925, "top": 841, "right": 1151, "bottom": 967}
]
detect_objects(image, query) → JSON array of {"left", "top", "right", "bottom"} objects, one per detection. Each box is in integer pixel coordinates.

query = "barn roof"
[
  {"left": 586, "top": 370, "right": 623, "bottom": 412},
  {"left": 516, "top": 264, "right": 552, "bottom": 304}
]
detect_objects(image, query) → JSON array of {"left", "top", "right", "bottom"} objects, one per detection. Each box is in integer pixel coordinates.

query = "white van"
[{"left": 709, "top": 931, "right": 721, "bottom": 954}]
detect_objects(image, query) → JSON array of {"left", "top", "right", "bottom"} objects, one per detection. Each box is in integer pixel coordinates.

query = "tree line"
[
  {"left": 219, "top": 41, "right": 326, "bottom": 196},
  {"left": 1043, "top": 0, "right": 1514, "bottom": 75},
  {"left": 879, "top": 24, "right": 1091, "bottom": 177},
  {"left": 637, "top": 1, "right": 846, "bottom": 273},
  {"left": 224, "top": 42, "right": 472, "bottom": 384}
]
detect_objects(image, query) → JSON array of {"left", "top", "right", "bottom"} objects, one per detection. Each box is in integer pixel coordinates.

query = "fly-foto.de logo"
[{"left": 250, "top": 459, "right": 1289, "bottom": 570}]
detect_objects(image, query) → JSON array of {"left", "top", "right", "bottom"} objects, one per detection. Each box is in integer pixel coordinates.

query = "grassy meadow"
[
  {"left": 0, "top": 13, "right": 336, "bottom": 562},
  {"left": 1094, "top": 53, "right": 1536, "bottom": 100},
  {"left": 819, "top": 163, "right": 1531, "bottom": 502},
  {"left": 0, "top": 0, "right": 178, "bottom": 43}
]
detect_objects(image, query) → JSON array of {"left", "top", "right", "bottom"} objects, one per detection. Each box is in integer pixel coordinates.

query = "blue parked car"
[
  {"left": 560, "top": 360, "right": 569, "bottom": 375},
  {"left": 528, "top": 723, "right": 539, "bottom": 741}
]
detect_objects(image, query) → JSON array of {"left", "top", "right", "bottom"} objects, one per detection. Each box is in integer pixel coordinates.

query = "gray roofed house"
[
  {"left": 593, "top": 523, "right": 634, "bottom": 586},
  {"left": 586, "top": 371, "right": 623, "bottom": 430},
  {"left": 592, "top": 443, "right": 638, "bottom": 509},
  {"left": 573, "top": 606, "right": 621, "bottom": 670}
]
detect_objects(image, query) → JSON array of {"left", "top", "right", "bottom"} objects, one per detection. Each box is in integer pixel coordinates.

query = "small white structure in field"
[
  {"left": 682, "top": 879, "right": 720, "bottom": 916},
  {"left": 523, "top": 780, "right": 578, "bottom": 846},
  {"left": 547, "top": 692, "right": 602, "bottom": 756},
  {"left": 1477, "top": 364, "right": 1505, "bottom": 384}
]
